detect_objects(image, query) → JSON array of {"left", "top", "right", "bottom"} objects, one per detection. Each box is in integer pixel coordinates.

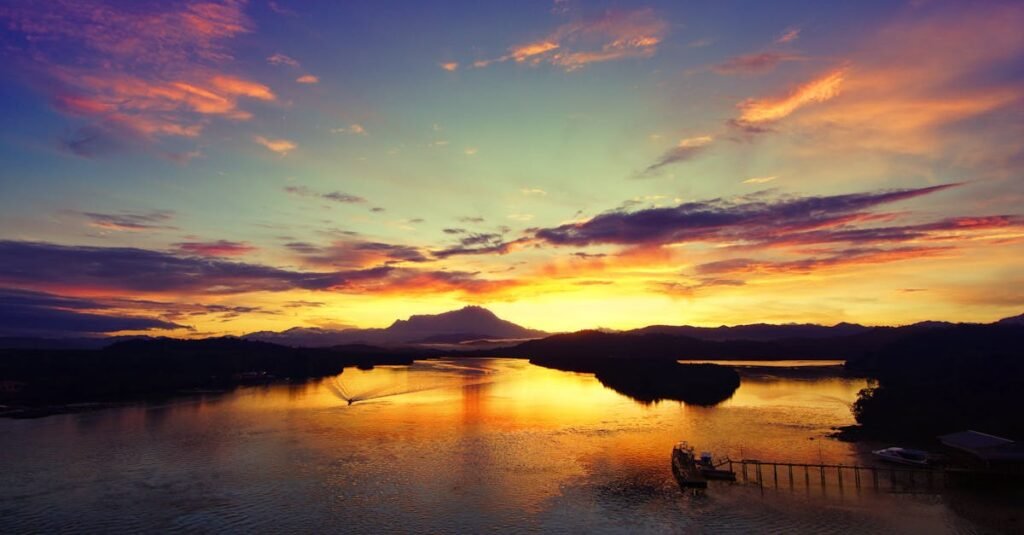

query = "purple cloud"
[
  {"left": 0, "top": 288, "right": 186, "bottom": 336},
  {"left": 533, "top": 184, "right": 962, "bottom": 247}
]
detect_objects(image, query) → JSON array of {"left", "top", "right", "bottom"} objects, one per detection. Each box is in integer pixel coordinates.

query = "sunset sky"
[{"left": 1, "top": 0, "right": 1022, "bottom": 337}]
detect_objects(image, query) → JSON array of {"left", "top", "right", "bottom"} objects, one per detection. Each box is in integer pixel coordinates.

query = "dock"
[{"left": 725, "top": 458, "right": 955, "bottom": 493}]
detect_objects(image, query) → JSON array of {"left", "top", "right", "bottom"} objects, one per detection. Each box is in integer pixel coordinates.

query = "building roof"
[{"left": 938, "top": 430, "right": 1024, "bottom": 462}]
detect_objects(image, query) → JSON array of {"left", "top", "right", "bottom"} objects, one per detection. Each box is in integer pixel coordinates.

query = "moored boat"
[
  {"left": 672, "top": 442, "right": 708, "bottom": 489},
  {"left": 872, "top": 447, "right": 931, "bottom": 466}
]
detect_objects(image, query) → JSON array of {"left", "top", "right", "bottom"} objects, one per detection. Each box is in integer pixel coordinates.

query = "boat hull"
[{"left": 672, "top": 446, "right": 708, "bottom": 489}]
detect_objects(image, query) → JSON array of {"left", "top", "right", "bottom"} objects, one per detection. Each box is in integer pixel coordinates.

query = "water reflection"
[{"left": 0, "top": 358, "right": 990, "bottom": 533}]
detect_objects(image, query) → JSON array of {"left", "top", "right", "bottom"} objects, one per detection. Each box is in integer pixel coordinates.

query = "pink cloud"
[
  {"left": 713, "top": 52, "right": 804, "bottom": 75},
  {"left": 1, "top": 0, "right": 274, "bottom": 143},
  {"left": 775, "top": 27, "right": 800, "bottom": 44}
]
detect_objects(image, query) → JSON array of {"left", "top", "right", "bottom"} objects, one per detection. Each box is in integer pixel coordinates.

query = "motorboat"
[{"left": 872, "top": 447, "right": 931, "bottom": 466}]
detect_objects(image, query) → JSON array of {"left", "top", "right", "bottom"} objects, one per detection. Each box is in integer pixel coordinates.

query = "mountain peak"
[{"left": 385, "top": 306, "right": 544, "bottom": 341}]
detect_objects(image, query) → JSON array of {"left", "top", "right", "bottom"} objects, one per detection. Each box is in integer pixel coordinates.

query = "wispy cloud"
[
  {"left": 2, "top": 0, "right": 273, "bottom": 144},
  {"left": 79, "top": 210, "right": 176, "bottom": 232},
  {"left": 694, "top": 246, "right": 951, "bottom": 277},
  {"left": 743, "top": 176, "right": 777, "bottom": 184},
  {"left": 332, "top": 124, "right": 366, "bottom": 135},
  {"left": 0, "top": 241, "right": 520, "bottom": 299},
  {"left": 288, "top": 240, "right": 429, "bottom": 268},
  {"left": 643, "top": 135, "right": 714, "bottom": 175},
  {"left": 713, "top": 52, "right": 803, "bottom": 75},
  {"left": 0, "top": 288, "right": 186, "bottom": 336},
  {"left": 786, "top": 4, "right": 1024, "bottom": 155},
  {"left": 473, "top": 9, "right": 667, "bottom": 71},
  {"left": 296, "top": 74, "right": 319, "bottom": 84},
  {"left": 284, "top": 186, "right": 368, "bottom": 205},
  {"left": 533, "top": 184, "right": 962, "bottom": 247},
  {"left": 173, "top": 240, "right": 257, "bottom": 257},
  {"left": 775, "top": 27, "right": 801, "bottom": 44},
  {"left": 267, "top": 53, "right": 300, "bottom": 67},
  {"left": 255, "top": 136, "right": 296, "bottom": 155},
  {"left": 734, "top": 67, "right": 847, "bottom": 127}
]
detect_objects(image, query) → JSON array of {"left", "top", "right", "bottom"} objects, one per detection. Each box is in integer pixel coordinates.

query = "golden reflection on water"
[
  {"left": 227, "top": 358, "right": 871, "bottom": 470},
  {"left": 0, "top": 358, "right": 987, "bottom": 533}
]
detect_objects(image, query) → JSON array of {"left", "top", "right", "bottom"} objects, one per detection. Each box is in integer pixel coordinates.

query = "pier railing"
[{"left": 724, "top": 458, "right": 946, "bottom": 493}]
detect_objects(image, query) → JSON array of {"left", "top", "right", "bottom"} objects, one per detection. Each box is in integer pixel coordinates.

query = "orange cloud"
[
  {"left": 296, "top": 74, "right": 319, "bottom": 84},
  {"left": 2, "top": 1, "right": 274, "bottom": 143},
  {"left": 736, "top": 67, "right": 847, "bottom": 125},
  {"left": 49, "top": 72, "right": 275, "bottom": 136},
  {"left": 254, "top": 136, "right": 296, "bottom": 155},
  {"left": 784, "top": 4, "right": 1024, "bottom": 156},
  {"left": 475, "top": 9, "right": 666, "bottom": 71},
  {"left": 511, "top": 41, "right": 560, "bottom": 62},
  {"left": 439, "top": 62, "right": 459, "bottom": 72}
]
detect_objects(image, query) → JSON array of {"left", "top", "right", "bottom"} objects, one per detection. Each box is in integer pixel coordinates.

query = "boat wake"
[{"left": 324, "top": 374, "right": 494, "bottom": 405}]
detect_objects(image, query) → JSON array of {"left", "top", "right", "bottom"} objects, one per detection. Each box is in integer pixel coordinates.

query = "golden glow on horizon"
[{"left": 1, "top": 1, "right": 1022, "bottom": 339}]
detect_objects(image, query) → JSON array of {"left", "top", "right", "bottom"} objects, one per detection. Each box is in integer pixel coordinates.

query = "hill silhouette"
[
  {"left": 845, "top": 324, "right": 1024, "bottom": 439},
  {"left": 244, "top": 306, "right": 546, "bottom": 347}
]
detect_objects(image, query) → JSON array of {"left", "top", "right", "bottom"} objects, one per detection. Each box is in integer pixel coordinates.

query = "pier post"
[
  {"left": 837, "top": 465, "right": 843, "bottom": 487},
  {"left": 773, "top": 464, "right": 778, "bottom": 487},
  {"left": 804, "top": 465, "right": 810, "bottom": 487},
  {"left": 854, "top": 467, "right": 861, "bottom": 489},
  {"left": 820, "top": 465, "right": 826, "bottom": 488},
  {"left": 742, "top": 462, "right": 748, "bottom": 481},
  {"left": 788, "top": 464, "right": 794, "bottom": 488},
  {"left": 756, "top": 462, "right": 763, "bottom": 488}
]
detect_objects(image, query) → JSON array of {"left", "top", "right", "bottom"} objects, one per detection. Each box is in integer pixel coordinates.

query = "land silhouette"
[{"left": 2, "top": 307, "right": 1022, "bottom": 442}]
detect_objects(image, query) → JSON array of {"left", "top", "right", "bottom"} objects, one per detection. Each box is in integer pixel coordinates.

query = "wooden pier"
[{"left": 723, "top": 458, "right": 949, "bottom": 493}]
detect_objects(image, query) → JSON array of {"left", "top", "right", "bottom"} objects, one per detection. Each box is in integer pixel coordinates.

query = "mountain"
[
  {"left": 245, "top": 306, "right": 547, "bottom": 347},
  {"left": 384, "top": 306, "right": 546, "bottom": 342},
  {"left": 241, "top": 326, "right": 378, "bottom": 347}
]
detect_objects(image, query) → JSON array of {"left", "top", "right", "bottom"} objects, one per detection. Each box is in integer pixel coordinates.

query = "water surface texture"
[{"left": 0, "top": 359, "right": 988, "bottom": 533}]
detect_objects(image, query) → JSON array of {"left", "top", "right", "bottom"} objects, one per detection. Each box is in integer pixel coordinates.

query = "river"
[{"left": 0, "top": 358, "right": 997, "bottom": 533}]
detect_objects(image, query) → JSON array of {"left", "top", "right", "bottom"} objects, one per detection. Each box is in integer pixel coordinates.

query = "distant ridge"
[
  {"left": 3, "top": 310, "right": 1022, "bottom": 350},
  {"left": 244, "top": 306, "right": 547, "bottom": 347},
  {"left": 628, "top": 322, "right": 872, "bottom": 341}
]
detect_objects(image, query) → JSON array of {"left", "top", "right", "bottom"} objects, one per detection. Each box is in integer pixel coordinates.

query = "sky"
[{"left": 0, "top": 0, "right": 1022, "bottom": 338}]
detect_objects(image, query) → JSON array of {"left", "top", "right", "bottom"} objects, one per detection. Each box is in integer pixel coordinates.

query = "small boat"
[
  {"left": 672, "top": 442, "right": 708, "bottom": 489},
  {"left": 698, "top": 451, "right": 737, "bottom": 481},
  {"left": 872, "top": 447, "right": 931, "bottom": 466}
]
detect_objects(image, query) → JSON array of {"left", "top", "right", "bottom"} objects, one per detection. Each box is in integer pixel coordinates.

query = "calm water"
[{"left": 0, "top": 359, "right": 992, "bottom": 533}]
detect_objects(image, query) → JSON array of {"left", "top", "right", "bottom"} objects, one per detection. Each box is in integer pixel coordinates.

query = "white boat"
[{"left": 872, "top": 447, "right": 931, "bottom": 466}]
